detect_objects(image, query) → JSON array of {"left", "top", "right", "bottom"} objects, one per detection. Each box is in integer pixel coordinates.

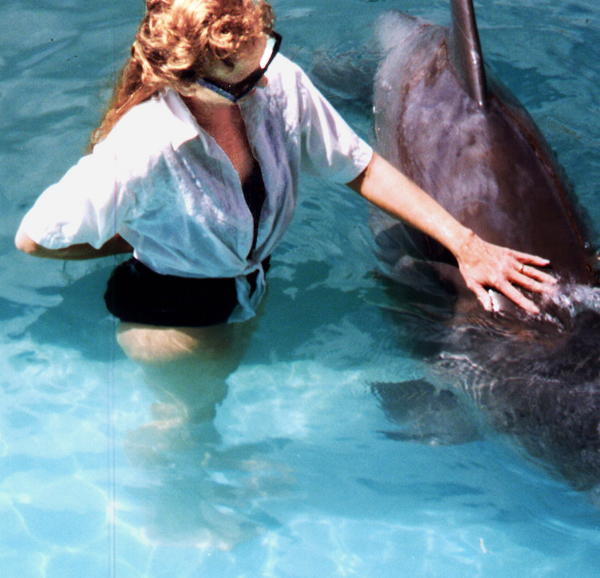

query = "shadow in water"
[{"left": 25, "top": 265, "right": 124, "bottom": 362}]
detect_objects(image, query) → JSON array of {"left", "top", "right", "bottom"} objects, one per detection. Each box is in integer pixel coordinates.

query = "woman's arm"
[
  {"left": 347, "top": 152, "right": 555, "bottom": 314},
  {"left": 15, "top": 229, "right": 133, "bottom": 260}
]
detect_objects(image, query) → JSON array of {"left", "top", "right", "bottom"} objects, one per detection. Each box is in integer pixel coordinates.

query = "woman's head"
[
  {"left": 90, "top": 0, "right": 274, "bottom": 147},
  {"left": 134, "top": 0, "right": 274, "bottom": 93}
]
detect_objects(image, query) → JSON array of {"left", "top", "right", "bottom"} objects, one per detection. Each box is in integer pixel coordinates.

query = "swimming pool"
[{"left": 2, "top": 0, "right": 600, "bottom": 576}]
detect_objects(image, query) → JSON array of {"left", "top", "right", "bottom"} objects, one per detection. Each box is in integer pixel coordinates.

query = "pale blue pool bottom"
[{"left": 2, "top": 0, "right": 600, "bottom": 576}]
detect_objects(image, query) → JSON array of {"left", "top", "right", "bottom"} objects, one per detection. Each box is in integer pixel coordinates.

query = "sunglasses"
[{"left": 196, "top": 32, "right": 282, "bottom": 103}]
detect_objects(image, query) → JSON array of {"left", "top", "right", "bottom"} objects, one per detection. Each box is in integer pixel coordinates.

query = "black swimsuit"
[{"left": 103, "top": 163, "right": 268, "bottom": 327}]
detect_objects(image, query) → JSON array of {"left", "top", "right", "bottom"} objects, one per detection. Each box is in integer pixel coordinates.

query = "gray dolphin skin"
[{"left": 369, "top": 0, "right": 600, "bottom": 491}]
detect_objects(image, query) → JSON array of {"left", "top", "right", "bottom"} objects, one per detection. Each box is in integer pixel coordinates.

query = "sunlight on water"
[{"left": 2, "top": 0, "right": 600, "bottom": 576}]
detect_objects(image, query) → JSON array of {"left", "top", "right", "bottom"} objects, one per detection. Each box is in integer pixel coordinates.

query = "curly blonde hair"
[{"left": 89, "top": 0, "right": 274, "bottom": 148}]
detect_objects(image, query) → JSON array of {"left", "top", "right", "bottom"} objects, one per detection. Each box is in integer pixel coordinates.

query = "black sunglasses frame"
[{"left": 195, "top": 32, "right": 282, "bottom": 103}]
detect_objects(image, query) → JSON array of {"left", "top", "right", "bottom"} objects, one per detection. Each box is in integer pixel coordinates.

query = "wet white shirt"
[{"left": 19, "top": 54, "right": 373, "bottom": 322}]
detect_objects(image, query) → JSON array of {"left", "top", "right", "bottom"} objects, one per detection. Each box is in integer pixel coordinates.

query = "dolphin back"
[{"left": 371, "top": 4, "right": 596, "bottom": 294}]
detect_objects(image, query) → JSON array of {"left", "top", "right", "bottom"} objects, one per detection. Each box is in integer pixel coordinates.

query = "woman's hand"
[{"left": 455, "top": 231, "right": 556, "bottom": 314}]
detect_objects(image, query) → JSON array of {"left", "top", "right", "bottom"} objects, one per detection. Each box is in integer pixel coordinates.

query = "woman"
[{"left": 15, "top": 0, "right": 552, "bottom": 367}]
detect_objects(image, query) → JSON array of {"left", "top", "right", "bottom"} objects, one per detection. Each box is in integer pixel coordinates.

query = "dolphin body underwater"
[{"left": 366, "top": 0, "right": 600, "bottom": 492}]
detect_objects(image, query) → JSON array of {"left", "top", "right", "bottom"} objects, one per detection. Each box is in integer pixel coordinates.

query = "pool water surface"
[{"left": 2, "top": 0, "right": 600, "bottom": 576}]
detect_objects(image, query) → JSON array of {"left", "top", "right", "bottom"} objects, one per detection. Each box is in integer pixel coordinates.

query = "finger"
[
  {"left": 518, "top": 265, "right": 556, "bottom": 284},
  {"left": 512, "top": 278, "right": 548, "bottom": 295},
  {"left": 495, "top": 281, "right": 540, "bottom": 315},
  {"left": 510, "top": 265, "right": 556, "bottom": 289},
  {"left": 510, "top": 250, "right": 551, "bottom": 267},
  {"left": 471, "top": 284, "right": 494, "bottom": 312},
  {"left": 510, "top": 272, "right": 555, "bottom": 294}
]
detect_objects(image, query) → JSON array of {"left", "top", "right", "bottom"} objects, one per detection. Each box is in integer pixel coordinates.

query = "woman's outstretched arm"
[
  {"left": 15, "top": 229, "right": 133, "bottom": 260},
  {"left": 347, "top": 152, "right": 555, "bottom": 314}
]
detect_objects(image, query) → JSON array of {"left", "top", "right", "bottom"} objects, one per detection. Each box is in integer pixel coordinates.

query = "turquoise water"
[{"left": 2, "top": 0, "right": 600, "bottom": 576}]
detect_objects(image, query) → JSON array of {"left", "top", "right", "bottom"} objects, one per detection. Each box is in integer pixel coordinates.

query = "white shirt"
[{"left": 20, "top": 55, "right": 374, "bottom": 322}]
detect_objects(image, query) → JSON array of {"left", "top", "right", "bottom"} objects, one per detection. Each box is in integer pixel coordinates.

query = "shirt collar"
[{"left": 159, "top": 87, "right": 267, "bottom": 150}]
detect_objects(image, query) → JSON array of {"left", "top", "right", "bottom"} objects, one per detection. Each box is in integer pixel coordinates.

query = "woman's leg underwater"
[
  {"left": 116, "top": 317, "right": 260, "bottom": 453},
  {"left": 115, "top": 317, "right": 266, "bottom": 548}
]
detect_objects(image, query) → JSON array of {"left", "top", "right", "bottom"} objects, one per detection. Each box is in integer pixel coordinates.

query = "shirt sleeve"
[
  {"left": 297, "top": 68, "right": 373, "bottom": 184},
  {"left": 19, "top": 137, "right": 136, "bottom": 250}
]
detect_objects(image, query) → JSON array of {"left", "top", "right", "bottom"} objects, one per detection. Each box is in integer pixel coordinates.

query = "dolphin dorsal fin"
[{"left": 450, "top": 0, "right": 487, "bottom": 107}]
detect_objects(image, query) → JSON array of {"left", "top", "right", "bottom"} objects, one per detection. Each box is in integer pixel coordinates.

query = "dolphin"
[
  {"left": 368, "top": 1, "right": 600, "bottom": 491},
  {"left": 371, "top": 1, "right": 597, "bottom": 299}
]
